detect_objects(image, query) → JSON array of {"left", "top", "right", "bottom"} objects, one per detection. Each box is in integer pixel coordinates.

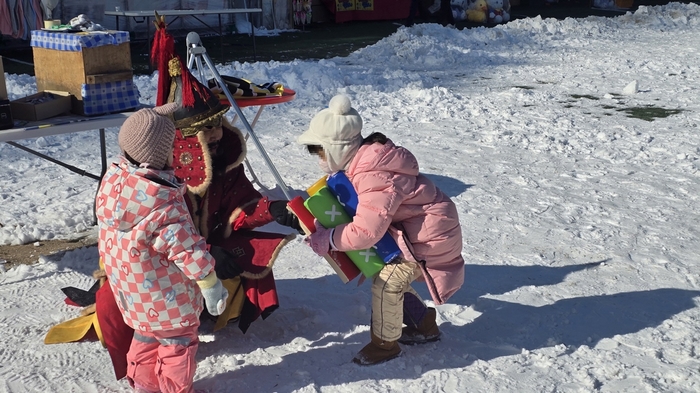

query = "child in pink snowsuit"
[
  {"left": 298, "top": 95, "right": 465, "bottom": 366},
  {"left": 95, "top": 104, "right": 228, "bottom": 393}
]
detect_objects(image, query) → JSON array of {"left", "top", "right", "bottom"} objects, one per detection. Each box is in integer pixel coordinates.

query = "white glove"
[{"left": 197, "top": 273, "right": 228, "bottom": 316}]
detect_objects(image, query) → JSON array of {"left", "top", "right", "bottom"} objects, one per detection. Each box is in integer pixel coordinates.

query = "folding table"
[
  {"left": 0, "top": 112, "right": 134, "bottom": 180},
  {"left": 104, "top": 9, "right": 263, "bottom": 61}
]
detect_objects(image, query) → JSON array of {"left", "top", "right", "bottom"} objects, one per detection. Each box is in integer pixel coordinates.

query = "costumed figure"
[
  {"left": 154, "top": 24, "right": 299, "bottom": 334},
  {"left": 149, "top": 9, "right": 300, "bottom": 343}
]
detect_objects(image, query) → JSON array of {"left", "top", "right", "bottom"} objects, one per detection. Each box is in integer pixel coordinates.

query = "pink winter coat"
[
  {"left": 96, "top": 159, "right": 216, "bottom": 332},
  {"left": 332, "top": 139, "right": 465, "bottom": 305}
]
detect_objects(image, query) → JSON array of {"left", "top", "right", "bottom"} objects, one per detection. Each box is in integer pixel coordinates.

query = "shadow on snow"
[{"left": 195, "top": 260, "right": 700, "bottom": 392}]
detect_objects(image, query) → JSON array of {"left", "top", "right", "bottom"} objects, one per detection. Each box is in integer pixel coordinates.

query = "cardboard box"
[
  {"left": 10, "top": 91, "right": 72, "bottom": 121},
  {"left": 31, "top": 30, "right": 137, "bottom": 115},
  {"left": 33, "top": 45, "right": 133, "bottom": 93}
]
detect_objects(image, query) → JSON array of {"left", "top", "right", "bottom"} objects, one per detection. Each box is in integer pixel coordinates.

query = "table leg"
[
  {"left": 91, "top": 128, "right": 108, "bottom": 225},
  {"left": 250, "top": 12, "right": 257, "bottom": 61},
  {"left": 271, "top": 0, "right": 277, "bottom": 30},
  {"left": 242, "top": 106, "right": 267, "bottom": 192},
  {"left": 250, "top": 105, "right": 265, "bottom": 129},
  {"left": 219, "top": 14, "right": 224, "bottom": 60},
  {"left": 4, "top": 142, "right": 101, "bottom": 181},
  {"left": 115, "top": 15, "right": 120, "bottom": 30},
  {"left": 99, "top": 128, "right": 107, "bottom": 178},
  {"left": 146, "top": 16, "right": 152, "bottom": 70}
]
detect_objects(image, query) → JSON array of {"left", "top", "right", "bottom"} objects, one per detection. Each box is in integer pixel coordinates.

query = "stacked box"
[{"left": 30, "top": 30, "right": 139, "bottom": 116}]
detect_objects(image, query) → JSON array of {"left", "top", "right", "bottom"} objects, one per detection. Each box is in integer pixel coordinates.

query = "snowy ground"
[{"left": 1, "top": 3, "right": 699, "bottom": 392}]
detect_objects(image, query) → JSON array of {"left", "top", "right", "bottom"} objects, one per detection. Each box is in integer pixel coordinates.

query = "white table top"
[
  {"left": 104, "top": 9, "right": 262, "bottom": 17},
  {"left": 0, "top": 112, "right": 134, "bottom": 143}
]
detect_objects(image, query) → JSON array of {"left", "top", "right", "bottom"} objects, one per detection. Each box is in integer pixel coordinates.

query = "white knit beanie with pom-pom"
[{"left": 297, "top": 94, "right": 363, "bottom": 172}]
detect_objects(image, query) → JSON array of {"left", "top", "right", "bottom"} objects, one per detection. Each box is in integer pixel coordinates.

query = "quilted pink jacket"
[
  {"left": 332, "top": 139, "right": 465, "bottom": 304},
  {"left": 96, "top": 159, "right": 215, "bottom": 332}
]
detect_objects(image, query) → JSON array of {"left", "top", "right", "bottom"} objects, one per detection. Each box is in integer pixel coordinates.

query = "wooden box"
[
  {"left": 10, "top": 91, "right": 72, "bottom": 121},
  {"left": 33, "top": 45, "right": 133, "bottom": 93},
  {"left": 30, "top": 30, "right": 139, "bottom": 116}
]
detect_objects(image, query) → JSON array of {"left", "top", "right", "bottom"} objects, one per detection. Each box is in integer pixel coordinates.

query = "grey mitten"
[{"left": 197, "top": 273, "right": 228, "bottom": 316}]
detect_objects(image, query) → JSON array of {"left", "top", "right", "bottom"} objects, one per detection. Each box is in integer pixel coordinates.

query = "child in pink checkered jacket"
[{"left": 95, "top": 104, "right": 228, "bottom": 393}]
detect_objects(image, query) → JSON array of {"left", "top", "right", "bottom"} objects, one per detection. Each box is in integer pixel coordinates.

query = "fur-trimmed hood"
[{"left": 172, "top": 117, "right": 247, "bottom": 196}]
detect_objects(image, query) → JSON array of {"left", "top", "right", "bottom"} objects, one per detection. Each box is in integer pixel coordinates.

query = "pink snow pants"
[{"left": 126, "top": 320, "right": 200, "bottom": 393}]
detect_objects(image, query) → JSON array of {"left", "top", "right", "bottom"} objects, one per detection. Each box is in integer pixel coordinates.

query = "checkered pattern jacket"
[{"left": 96, "top": 159, "right": 215, "bottom": 332}]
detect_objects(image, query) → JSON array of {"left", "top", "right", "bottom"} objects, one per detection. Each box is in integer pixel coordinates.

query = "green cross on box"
[{"left": 304, "top": 186, "right": 384, "bottom": 278}]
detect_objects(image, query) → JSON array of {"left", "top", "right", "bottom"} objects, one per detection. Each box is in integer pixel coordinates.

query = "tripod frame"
[{"left": 185, "top": 32, "right": 292, "bottom": 200}]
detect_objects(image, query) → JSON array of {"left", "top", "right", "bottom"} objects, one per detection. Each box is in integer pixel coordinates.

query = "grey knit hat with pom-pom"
[
  {"left": 297, "top": 94, "right": 363, "bottom": 172},
  {"left": 118, "top": 103, "right": 179, "bottom": 170}
]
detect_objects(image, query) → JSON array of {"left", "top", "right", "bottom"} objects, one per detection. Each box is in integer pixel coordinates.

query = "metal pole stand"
[{"left": 185, "top": 32, "right": 292, "bottom": 200}]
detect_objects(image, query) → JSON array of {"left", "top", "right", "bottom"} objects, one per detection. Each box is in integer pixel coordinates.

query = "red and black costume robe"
[{"left": 175, "top": 120, "right": 294, "bottom": 332}]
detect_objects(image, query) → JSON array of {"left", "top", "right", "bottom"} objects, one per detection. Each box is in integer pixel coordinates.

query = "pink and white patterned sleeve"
[{"left": 151, "top": 199, "right": 216, "bottom": 281}]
